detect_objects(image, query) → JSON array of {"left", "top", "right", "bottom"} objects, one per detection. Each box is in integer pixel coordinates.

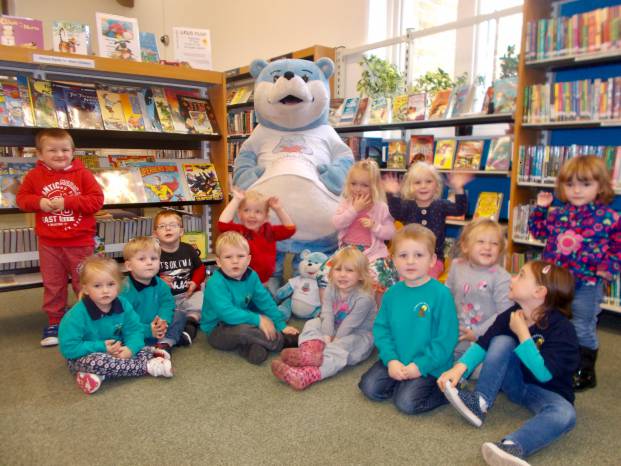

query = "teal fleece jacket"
[
  {"left": 119, "top": 275, "right": 175, "bottom": 341},
  {"left": 58, "top": 296, "right": 145, "bottom": 359},
  {"left": 373, "top": 279, "right": 458, "bottom": 378},
  {"left": 201, "top": 268, "right": 286, "bottom": 335}
]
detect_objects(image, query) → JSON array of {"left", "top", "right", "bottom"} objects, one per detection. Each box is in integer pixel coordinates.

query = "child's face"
[
  {"left": 83, "top": 272, "right": 119, "bottom": 310},
  {"left": 465, "top": 229, "right": 501, "bottom": 268},
  {"left": 349, "top": 170, "right": 372, "bottom": 198},
  {"left": 125, "top": 249, "right": 161, "bottom": 283},
  {"left": 217, "top": 244, "right": 251, "bottom": 280},
  {"left": 509, "top": 264, "right": 540, "bottom": 303},
  {"left": 154, "top": 217, "right": 183, "bottom": 245},
  {"left": 331, "top": 260, "right": 360, "bottom": 293},
  {"left": 410, "top": 174, "right": 437, "bottom": 205},
  {"left": 238, "top": 200, "right": 268, "bottom": 232},
  {"left": 392, "top": 238, "right": 436, "bottom": 285},
  {"left": 37, "top": 137, "right": 74, "bottom": 171},
  {"left": 563, "top": 176, "right": 600, "bottom": 206}
]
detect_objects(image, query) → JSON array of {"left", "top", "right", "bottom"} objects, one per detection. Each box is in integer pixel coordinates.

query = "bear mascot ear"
[
  {"left": 250, "top": 59, "right": 269, "bottom": 78},
  {"left": 315, "top": 58, "right": 334, "bottom": 80},
  {"left": 300, "top": 249, "right": 311, "bottom": 261}
]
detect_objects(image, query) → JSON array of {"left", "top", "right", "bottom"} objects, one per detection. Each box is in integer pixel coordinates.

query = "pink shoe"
[
  {"left": 271, "top": 359, "right": 322, "bottom": 390},
  {"left": 281, "top": 339, "right": 325, "bottom": 367},
  {"left": 76, "top": 372, "right": 103, "bottom": 395}
]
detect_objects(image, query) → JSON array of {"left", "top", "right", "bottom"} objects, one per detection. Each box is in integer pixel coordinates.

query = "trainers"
[
  {"left": 179, "top": 331, "right": 192, "bottom": 347},
  {"left": 183, "top": 319, "right": 199, "bottom": 340},
  {"left": 282, "top": 332, "right": 299, "bottom": 348},
  {"left": 41, "top": 324, "right": 59, "bottom": 347},
  {"left": 76, "top": 372, "right": 103, "bottom": 395},
  {"left": 239, "top": 343, "right": 269, "bottom": 365},
  {"left": 147, "top": 357, "right": 174, "bottom": 377},
  {"left": 481, "top": 442, "right": 530, "bottom": 466},
  {"left": 444, "top": 381, "right": 485, "bottom": 427}
]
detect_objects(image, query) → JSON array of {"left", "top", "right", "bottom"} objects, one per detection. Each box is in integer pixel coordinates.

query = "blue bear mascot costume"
[{"left": 233, "top": 57, "right": 354, "bottom": 286}]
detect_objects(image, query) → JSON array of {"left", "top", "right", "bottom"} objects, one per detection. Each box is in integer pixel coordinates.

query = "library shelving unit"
[
  {"left": 509, "top": 0, "right": 621, "bottom": 313},
  {"left": 0, "top": 45, "right": 228, "bottom": 290}
]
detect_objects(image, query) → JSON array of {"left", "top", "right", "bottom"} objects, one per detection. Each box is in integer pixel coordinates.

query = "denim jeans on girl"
[
  {"left": 571, "top": 280, "right": 603, "bottom": 350},
  {"left": 473, "top": 335, "right": 576, "bottom": 458}
]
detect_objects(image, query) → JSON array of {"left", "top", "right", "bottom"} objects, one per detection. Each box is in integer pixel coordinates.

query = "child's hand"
[
  {"left": 268, "top": 196, "right": 282, "bottom": 210},
  {"left": 282, "top": 325, "right": 299, "bottom": 336},
  {"left": 447, "top": 173, "right": 474, "bottom": 193},
  {"left": 151, "top": 317, "right": 167, "bottom": 339},
  {"left": 382, "top": 174, "right": 401, "bottom": 194},
  {"left": 509, "top": 309, "right": 531, "bottom": 342},
  {"left": 437, "top": 363, "right": 467, "bottom": 391},
  {"left": 39, "top": 198, "right": 54, "bottom": 212},
  {"left": 536, "top": 191, "right": 554, "bottom": 208},
  {"left": 458, "top": 326, "right": 477, "bottom": 342},
  {"left": 105, "top": 339, "right": 122, "bottom": 355},
  {"left": 50, "top": 197, "right": 65, "bottom": 212},
  {"left": 115, "top": 346, "right": 133, "bottom": 359},
  {"left": 259, "top": 315, "right": 277, "bottom": 340},
  {"left": 352, "top": 193, "right": 372, "bottom": 212},
  {"left": 231, "top": 187, "right": 245, "bottom": 201},
  {"left": 359, "top": 217, "right": 374, "bottom": 229},
  {"left": 184, "top": 281, "right": 198, "bottom": 298},
  {"left": 387, "top": 360, "right": 408, "bottom": 381},
  {"left": 403, "top": 362, "right": 421, "bottom": 379}
]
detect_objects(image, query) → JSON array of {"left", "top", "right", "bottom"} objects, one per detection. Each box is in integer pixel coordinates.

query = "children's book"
[
  {"left": 28, "top": 78, "right": 58, "bottom": 128},
  {"left": 139, "top": 32, "right": 160, "bottom": 63},
  {"left": 428, "top": 89, "right": 451, "bottom": 119},
  {"left": 50, "top": 82, "right": 70, "bottom": 129},
  {"left": 177, "top": 95, "right": 219, "bottom": 134},
  {"left": 0, "top": 88, "right": 11, "bottom": 126},
  {"left": 0, "top": 15, "right": 44, "bottom": 49},
  {"left": 1, "top": 81, "right": 25, "bottom": 127},
  {"left": 446, "top": 84, "right": 475, "bottom": 118},
  {"left": 74, "top": 153, "right": 102, "bottom": 169},
  {"left": 52, "top": 20, "right": 90, "bottom": 55},
  {"left": 386, "top": 140, "right": 407, "bottom": 169},
  {"left": 453, "top": 140, "right": 484, "bottom": 170},
  {"left": 64, "top": 85, "right": 104, "bottom": 130},
  {"left": 391, "top": 95, "right": 408, "bottom": 123},
  {"left": 139, "top": 162, "right": 189, "bottom": 202},
  {"left": 182, "top": 162, "right": 223, "bottom": 201},
  {"left": 353, "top": 97, "right": 369, "bottom": 125},
  {"left": 485, "top": 136, "right": 512, "bottom": 171},
  {"left": 445, "top": 188, "right": 466, "bottom": 221},
  {"left": 15, "top": 76, "right": 34, "bottom": 127},
  {"left": 481, "top": 85, "right": 495, "bottom": 114},
  {"left": 230, "top": 86, "right": 253, "bottom": 105},
  {"left": 93, "top": 168, "right": 147, "bottom": 204},
  {"left": 339, "top": 97, "right": 359, "bottom": 126},
  {"left": 492, "top": 77, "right": 518, "bottom": 114},
  {"left": 119, "top": 90, "right": 145, "bottom": 131},
  {"left": 0, "top": 162, "right": 34, "bottom": 208},
  {"left": 473, "top": 192, "right": 503, "bottom": 221},
  {"left": 328, "top": 98, "right": 344, "bottom": 126},
  {"left": 136, "top": 87, "right": 162, "bottom": 132},
  {"left": 433, "top": 139, "right": 456, "bottom": 169},
  {"left": 406, "top": 93, "right": 426, "bottom": 121},
  {"left": 150, "top": 87, "right": 176, "bottom": 133},
  {"left": 369, "top": 96, "right": 390, "bottom": 124},
  {"left": 181, "top": 231, "right": 207, "bottom": 260},
  {"left": 107, "top": 154, "right": 155, "bottom": 168},
  {"left": 96, "top": 87, "right": 128, "bottom": 131},
  {"left": 408, "top": 135, "right": 434, "bottom": 165},
  {"left": 164, "top": 88, "right": 201, "bottom": 133},
  {"left": 95, "top": 12, "right": 141, "bottom": 61}
]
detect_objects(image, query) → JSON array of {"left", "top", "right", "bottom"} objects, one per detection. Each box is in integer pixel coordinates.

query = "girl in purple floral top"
[{"left": 529, "top": 155, "right": 621, "bottom": 392}]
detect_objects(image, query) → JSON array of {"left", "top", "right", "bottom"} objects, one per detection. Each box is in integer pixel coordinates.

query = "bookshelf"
[
  {"left": 0, "top": 45, "right": 229, "bottom": 290},
  {"left": 509, "top": 0, "right": 621, "bottom": 313}
]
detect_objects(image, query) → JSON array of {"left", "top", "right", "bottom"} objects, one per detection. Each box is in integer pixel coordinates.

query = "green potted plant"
[
  {"left": 356, "top": 55, "right": 406, "bottom": 98},
  {"left": 499, "top": 45, "right": 519, "bottom": 79}
]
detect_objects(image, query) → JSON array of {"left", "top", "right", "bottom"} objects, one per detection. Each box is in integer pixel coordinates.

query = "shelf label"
[{"left": 32, "top": 54, "right": 95, "bottom": 69}]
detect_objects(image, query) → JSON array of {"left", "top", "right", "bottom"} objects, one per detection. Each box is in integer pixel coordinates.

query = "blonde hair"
[
  {"left": 556, "top": 155, "right": 614, "bottom": 204},
  {"left": 457, "top": 218, "right": 506, "bottom": 263},
  {"left": 78, "top": 255, "right": 123, "bottom": 299},
  {"left": 328, "top": 246, "right": 374, "bottom": 294},
  {"left": 342, "top": 160, "right": 386, "bottom": 203},
  {"left": 390, "top": 223, "right": 436, "bottom": 257},
  {"left": 239, "top": 190, "right": 269, "bottom": 213},
  {"left": 215, "top": 231, "right": 250, "bottom": 256},
  {"left": 527, "top": 260, "right": 575, "bottom": 326},
  {"left": 123, "top": 236, "right": 161, "bottom": 261},
  {"left": 401, "top": 162, "right": 443, "bottom": 200},
  {"left": 153, "top": 210, "right": 183, "bottom": 229},
  {"left": 35, "top": 128, "right": 75, "bottom": 150}
]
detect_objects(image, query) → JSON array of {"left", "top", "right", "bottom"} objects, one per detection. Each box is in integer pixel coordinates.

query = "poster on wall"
[
  {"left": 95, "top": 12, "right": 141, "bottom": 62},
  {"left": 172, "top": 27, "right": 212, "bottom": 70},
  {"left": 0, "top": 15, "right": 44, "bottom": 49}
]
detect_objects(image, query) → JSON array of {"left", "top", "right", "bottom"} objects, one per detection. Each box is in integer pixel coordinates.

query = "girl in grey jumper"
[
  {"left": 272, "top": 247, "right": 377, "bottom": 390},
  {"left": 446, "top": 219, "right": 513, "bottom": 369}
]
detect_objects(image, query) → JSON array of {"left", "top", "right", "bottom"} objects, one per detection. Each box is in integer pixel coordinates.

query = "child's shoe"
[
  {"left": 271, "top": 359, "right": 322, "bottom": 390},
  {"left": 443, "top": 381, "right": 486, "bottom": 427},
  {"left": 239, "top": 343, "right": 269, "bottom": 365},
  {"left": 183, "top": 319, "right": 199, "bottom": 340},
  {"left": 151, "top": 346, "right": 171, "bottom": 360},
  {"left": 40, "top": 324, "right": 59, "bottom": 347},
  {"left": 481, "top": 441, "right": 530, "bottom": 466},
  {"left": 282, "top": 332, "right": 299, "bottom": 348},
  {"left": 76, "top": 372, "right": 104, "bottom": 395},
  {"left": 281, "top": 339, "right": 325, "bottom": 367},
  {"left": 147, "top": 357, "right": 174, "bottom": 377},
  {"left": 178, "top": 331, "right": 193, "bottom": 347}
]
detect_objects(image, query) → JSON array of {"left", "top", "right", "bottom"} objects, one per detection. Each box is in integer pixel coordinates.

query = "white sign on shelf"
[
  {"left": 33, "top": 54, "right": 95, "bottom": 68},
  {"left": 172, "top": 27, "right": 212, "bottom": 70}
]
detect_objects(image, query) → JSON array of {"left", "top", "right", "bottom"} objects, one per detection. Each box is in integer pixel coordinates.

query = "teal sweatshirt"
[
  {"left": 120, "top": 275, "right": 175, "bottom": 341},
  {"left": 373, "top": 279, "right": 458, "bottom": 378},
  {"left": 58, "top": 295, "right": 145, "bottom": 359},
  {"left": 201, "top": 268, "right": 286, "bottom": 335}
]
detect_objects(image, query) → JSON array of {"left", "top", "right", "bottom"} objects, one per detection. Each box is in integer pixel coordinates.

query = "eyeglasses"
[{"left": 156, "top": 223, "right": 181, "bottom": 230}]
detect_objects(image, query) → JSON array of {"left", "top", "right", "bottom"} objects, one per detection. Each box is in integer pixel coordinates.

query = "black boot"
[{"left": 573, "top": 346, "right": 598, "bottom": 392}]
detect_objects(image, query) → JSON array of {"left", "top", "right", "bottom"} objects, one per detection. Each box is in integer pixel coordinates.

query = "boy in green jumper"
[
  {"left": 359, "top": 224, "right": 458, "bottom": 414},
  {"left": 201, "top": 231, "right": 299, "bottom": 365}
]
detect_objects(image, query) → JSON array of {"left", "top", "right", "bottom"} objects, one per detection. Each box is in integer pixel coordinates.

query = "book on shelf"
[
  {"left": 386, "top": 141, "right": 407, "bottom": 169},
  {"left": 0, "top": 15, "right": 44, "bottom": 48},
  {"left": 107, "top": 154, "right": 155, "bottom": 167},
  {"left": 139, "top": 162, "right": 189, "bottom": 202},
  {"left": 95, "top": 12, "right": 141, "bottom": 61},
  {"left": 453, "top": 140, "right": 484, "bottom": 170},
  {"left": 368, "top": 96, "right": 390, "bottom": 124},
  {"left": 445, "top": 188, "right": 465, "bottom": 221},
  {"left": 139, "top": 32, "right": 160, "bottom": 63},
  {"left": 64, "top": 85, "right": 104, "bottom": 130},
  {"left": 164, "top": 88, "right": 200, "bottom": 133},
  {"left": 137, "top": 88, "right": 163, "bottom": 132},
  {"left": 178, "top": 95, "right": 219, "bottom": 134},
  {"left": 492, "top": 77, "right": 517, "bottom": 114},
  {"left": 406, "top": 93, "right": 426, "bottom": 121},
  {"left": 428, "top": 89, "right": 451, "bottom": 119},
  {"left": 481, "top": 86, "right": 495, "bottom": 114},
  {"left": 151, "top": 87, "right": 176, "bottom": 133},
  {"left": 93, "top": 167, "right": 147, "bottom": 204},
  {"left": 391, "top": 95, "right": 408, "bottom": 123},
  {"left": 473, "top": 192, "right": 503, "bottom": 222},
  {"left": 0, "top": 162, "right": 34, "bottom": 208},
  {"left": 408, "top": 135, "right": 434, "bottom": 165},
  {"left": 1, "top": 80, "right": 26, "bottom": 127},
  {"left": 230, "top": 86, "right": 253, "bottom": 105},
  {"left": 0, "top": 91, "right": 9, "bottom": 126},
  {"left": 328, "top": 98, "right": 344, "bottom": 126},
  {"left": 52, "top": 20, "right": 90, "bottom": 55},
  {"left": 339, "top": 97, "right": 360, "bottom": 126},
  {"left": 433, "top": 139, "right": 456, "bottom": 169},
  {"left": 182, "top": 162, "right": 223, "bottom": 201},
  {"left": 50, "top": 82, "right": 71, "bottom": 129},
  {"left": 96, "top": 87, "right": 128, "bottom": 131},
  {"left": 28, "top": 78, "right": 58, "bottom": 128},
  {"left": 182, "top": 231, "right": 208, "bottom": 260},
  {"left": 15, "top": 76, "right": 34, "bottom": 126},
  {"left": 485, "top": 137, "right": 512, "bottom": 171},
  {"left": 119, "top": 89, "right": 146, "bottom": 131},
  {"left": 445, "top": 84, "right": 475, "bottom": 119},
  {"left": 353, "top": 97, "right": 369, "bottom": 126},
  {"left": 74, "top": 152, "right": 103, "bottom": 169}
]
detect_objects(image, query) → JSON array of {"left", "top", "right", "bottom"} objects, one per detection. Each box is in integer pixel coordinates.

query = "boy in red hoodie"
[{"left": 17, "top": 129, "right": 104, "bottom": 347}]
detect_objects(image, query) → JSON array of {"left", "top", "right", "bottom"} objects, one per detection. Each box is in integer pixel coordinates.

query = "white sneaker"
[
  {"left": 147, "top": 357, "right": 173, "bottom": 378},
  {"left": 76, "top": 372, "right": 104, "bottom": 395},
  {"left": 481, "top": 442, "right": 530, "bottom": 466}
]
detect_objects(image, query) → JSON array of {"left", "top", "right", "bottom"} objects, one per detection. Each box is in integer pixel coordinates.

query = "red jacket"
[{"left": 16, "top": 159, "right": 104, "bottom": 247}]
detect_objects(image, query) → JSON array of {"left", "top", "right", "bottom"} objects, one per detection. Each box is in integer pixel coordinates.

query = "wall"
[{"left": 11, "top": 0, "right": 369, "bottom": 71}]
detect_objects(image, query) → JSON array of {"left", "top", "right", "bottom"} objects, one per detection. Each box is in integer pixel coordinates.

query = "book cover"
[
  {"left": 0, "top": 81, "right": 25, "bottom": 126},
  {"left": 95, "top": 12, "right": 141, "bottom": 61},
  {"left": 0, "top": 88, "right": 10, "bottom": 126},
  {"left": 93, "top": 167, "right": 147, "bottom": 204},
  {"left": 107, "top": 154, "right": 155, "bottom": 168},
  {"left": 182, "top": 162, "right": 223, "bottom": 201},
  {"left": 474, "top": 192, "right": 503, "bottom": 221},
  {"left": 139, "top": 31, "right": 160, "bottom": 63},
  {"left": 453, "top": 140, "right": 484, "bottom": 170},
  {"left": 408, "top": 135, "right": 434, "bottom": 165},
  {"left": 50, "top": 82, "right": 70, "bottom": 129},
  {"left": 406, "top": 93, "right": 426, "bottom": 121},
  {"left": 445, "top": 188, "right": 466, "bottom": 221},
  {"left": 28, "top": 78, "right": 58, "bottom": 128},
  {"left": 181, "top": 231, "right": 207, "bottom": 260},
  {"left": 136, "top": 87, "right": 162, "bottom": 132},
  {"left": 433, "top": 139, "right": 457, "bottom": 169},
  {"left": 74, "top": 153, "right": 101, "bottom": 169},
  {"left": 15, "top": 76, "right": 34, "bottom": 126},
  {"left": 0, "top": 15, "right": 44, "bottom": 48},
  {"left": 178, "top": 95, "right": 219, "bottom": 134},
  {"left": 119, "top": 90, "right": 145, "bottom": 131},
  {"left": 328, "top": 98, "right": 344, "bottom": 126},
  {"left": 492, "top": 77, "right": 518, "bottom": 114},
  {"left": 96, "top": 87, "right": 128, "bottom": 131},
  {"left": 164, "top": 88, "right": 200, "bottom": 133},
  {"left": 139, "top": 163, "right": 189, "bottom": 202},
  {"left": 64, "top": 85, "right": 104, "bottom": 130},
  {"left": 0, "top": 163, "right": 33, "bottom": 207},
  {"left": 339, "top": 97, "right": 360, "bottom": 126},
  {"left": 391, "top": 95, "right": 408, "bottom": 122},
  {"left": 231, "top": 86, "right": 252, "bottom": 105},
  {"left": 486, "top": 136, "right": 512, "bottom": 171},
  {"left": 428, "top": 89, "right": 452, "bottom": 119},
  {"left": 446, "top": 84, "right": 474, "bottom": 118},
  {"left": 387, "top": 141, "right": 407, "bottom": 169},
  {"left": 151, "top": 87, "right": 176, "bottom": 132},
  {"left": 52, "top": 20, "right": 90, "bottom": 55},
  {"left": 369, "top": 96, "right": 389, "bottom": 124},
  {"left": 353, "top": 97, "right": 369, "bottom": 125}
]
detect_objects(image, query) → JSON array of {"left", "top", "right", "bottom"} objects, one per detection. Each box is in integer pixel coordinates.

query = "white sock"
[{"left": 478, "top": 395, "right": 488, "bottom": 413}]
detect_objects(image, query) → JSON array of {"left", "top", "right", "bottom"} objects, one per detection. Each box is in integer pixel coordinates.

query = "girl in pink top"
[{"left": 317, "top": 160, "right": 397, "bottom": 296}]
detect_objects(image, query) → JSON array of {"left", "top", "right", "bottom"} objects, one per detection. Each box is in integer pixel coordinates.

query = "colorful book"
[
  {"left": 107, "top": 154, "right": 155, "bottom": 168},
  {"left": 0, "top": 162, "right": 35, "bottom": 207},
  {"left": 0, "top": 81, "right": 25, "bottom": 126},
  {"left": 177, "top": 95, "right": 219, "bottom": 134},
  {"left": 353, "top": 97, "right": 369, "bottom": 125},
  {"left": 428, "top": 89, "right": 452, "bottom": 119},
  {"left": 139, "top": 32, "right": 160, "bottom": 63},
  {"left": 387, "top": 141, "right": 407, "bottom": 169},
  {"left": 473, "top": 192, "right": 503, "bottom": 221},
  {"left": 139, "top": 163, "right": 189, "bottom": 202},
  {"left": 492, "top": 77, "right": 518, "bottom": 114},
  {"left": 50, "top": 82, "right": 70, "bottom": 129},
  {"left": 164, "top": 88, "right": 200, "bottom": 133},
  {"left": 28, "top": 78, "right": 58, "bottom": 128},
  {"left": 391, "top": 95, "right": 408, "bottom": 122},
  {"left": 181, "top": 231, "right": 207, "bottom": 260},
  {"left": 96, "top": 87, "right": 128, "bottom": 131},
  {"left": 369, "top": 96, "right": 389, "bottom": 124},
  {"left": 486, "top": 137, "right": 512, "bottom": 171},
  {"left": 408, "top": 135, "right": 434, "bottom": 165},
  {"left": 151, "top": 87, "right": 176, "bottom": 132},
  {"left": 0, "top": 15, "right": 44, "bottom": 49},
  {"left": 15, "top": 76, "right": 34, "bottom": 126},
  {"left": 446, "top": 84, "right": 475, "bottom": 118},
  {"left": 93, "top": 168, "right": 147, "bottom": 204},
  {"left": 406, "top": 93, "right": 426, "bottom": 121},
  {"left": 0, "top": 88, "right": 10, "bottom": 126},
  {"left": 95, "top": 12, "right": 141, "bottom": 61},
  {"left": 339, "top": 97, "right": 359, "bottom": 126},
  {"left": 453, "top": 140, "right": 484, "bottom": 170},
  {"left": 182, "top": 162, "right": 223, "bottom": 201},
  {"left": 119, "top": 90, "right": 145, "bottom": 131},
  {"left": 52, "top": 20, "right": 90, "bottom": 55},
  {"left": 328, "top": 98, "right": 344, "bottom": 126},
  {"left": 64, "top": 86, "right": 104, "bottom": 130},
  {"left": 136, "top": 88, "right": 162, "bottom": 132},
  {"left": 433, "top": 139, "right": 457, "bottom": 169}
]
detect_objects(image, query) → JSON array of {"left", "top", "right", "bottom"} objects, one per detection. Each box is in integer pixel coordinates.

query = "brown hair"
[
  {"left": 528, "top": 260, "right": 574, "bottom": 326},
  {"left": 153, "top": 210, "right": 183, "bottom": 230},
  {"left": 123, "top": 236, "right": 161, "bottom": 261},
  {"left": 457, "top": 218, "right": 506, "bottom": 263},
  {"left": 215, "top": 231, "right": 250, "bottom": 256},
  {"left": 328, "top": 246, "right": 373, "bottom": 294},
  {"left": 401, "top": 161, "right": 443, "bottom": 201},
  {"left": 556, "top": 155, "right": 614, "bottom": 204},
  {"left": 78, "top": 255, "right": 123, "bottom": 299},
  {"left": 389, "top": 223, "right": 436, "bottom": 257},
  {"left": 35, "top": 129, "right": 75, "bottom": 150},
  {"left": 342, "top": 159, "right": 386, "bottom": 203}
]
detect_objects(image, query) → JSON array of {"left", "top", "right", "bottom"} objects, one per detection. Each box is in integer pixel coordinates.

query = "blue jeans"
[
  {"left": 571, "top": 281, "right": 603, "bottom": 350},
  {"left": 358, "top": 360, "right": 447, "bottom": 415},
  {"left": 474, "top": 335, "right": 576, "bottom": 458},
  {"left": 160, "top": 309, "right": 189, "bottom": 347}
]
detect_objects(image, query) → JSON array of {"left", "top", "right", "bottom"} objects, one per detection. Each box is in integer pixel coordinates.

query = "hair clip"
[{"left": 542, "top": 264, "right": 552, "bottom": 274}]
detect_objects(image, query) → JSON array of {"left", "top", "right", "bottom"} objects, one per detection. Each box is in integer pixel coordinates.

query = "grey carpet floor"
[{"left": 1, "top": 287, "right": 620, "bottom": 466}]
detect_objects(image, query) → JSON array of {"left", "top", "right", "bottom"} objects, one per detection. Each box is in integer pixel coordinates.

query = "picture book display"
[
  {"left": 445, "top": 84, "right": 474, "bottom": 119},
  {"left": 182, "top": 162, "right": 223, "bottom": 201},
  {"left": 386, "top": 141, "right": 407, "bottom": 169},
  {"left": 107, "top": 154, "right": 155, "bottom": 167},
  {"left": 137, "top": 88, "right": 162, "bottom": 132},
  {"left": 139, "top": 163, "right": 188, "bottom": 202},
  {"left": 328, "top": 98, "right": 344, "bottom": 126},
  {"left": 453, "top": 140, "right": 484, "bottom": 170},
  {"left": 28, "top": 79, "right": 58, "bottom": 128},
  {"left": 96, "top": 87, "right": 128, "bottom": 131},
  {"left": 428, "top": 89, "right": 451, "bottom": 119},
  {"left": 492, "top": 77, "right": 517, "bottom": 114},
  {"left": 408, "top": 135, "right": 434, "bottom": 165},
  {"left": 406, "top": 93, "right": 426, "bottom": 121},
  {"left": 95, "top": 12, "right": 141, "bottom": 61},
  {"left": 139, "top": 32, "right": 160, "bottom": 63},
  {"left": 391, "top": 95, "right": 408, "bottom": 123},
  {"left": 15, "top": 76, "right": 34, "bottom": 126},
  {"left": 433, "top": 139, "right": 456, "bottom": 169},
  {"left": 51, "top": 82, "right": 70, "bottom": 129},
  {"left": 0, "top": 161, "right": 35, "bottom": 208},
  {"left": 119, "top": 90, "right": 145, "bottom": 131},
  {"left": 1, "top": 81, "right": 25, "bottom": 126},
  {"left": 485, "top": 137, "right": 512, "bottom": 171},
  {"left": 93, "top": 168, "right": 147, "bottom": 204},
  {"left": 64, "top": 85, "right": 104, "bottom": 130},
  {"left": 177, "top": 95, "right": 219, "bottom": 134},
  {"left": 473, "top": 192, "right": 503, "bottom": 221},
  {"left": 52, "top": 20, "right": 90, "bottom": 55},
  {"left": 181, "top": 231, "right": 207, "bottom": 260},
  {"left": 339, "top": 97, "right": 359, "bottom": 126},
  {"left": 0, "top": 15, "right": 44, "bottom": 49},
  {"left": 353, "top": 97, "right": 369, "bottom": 126},
  {"left": 369, "top": 96, "right": 389, "bottom": 124},
  {"left": 151, "top": 87, "right": 176, "bottom": 132},
  {"left": 165, "top": 88, "right": 200, "bottom": 133}
]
